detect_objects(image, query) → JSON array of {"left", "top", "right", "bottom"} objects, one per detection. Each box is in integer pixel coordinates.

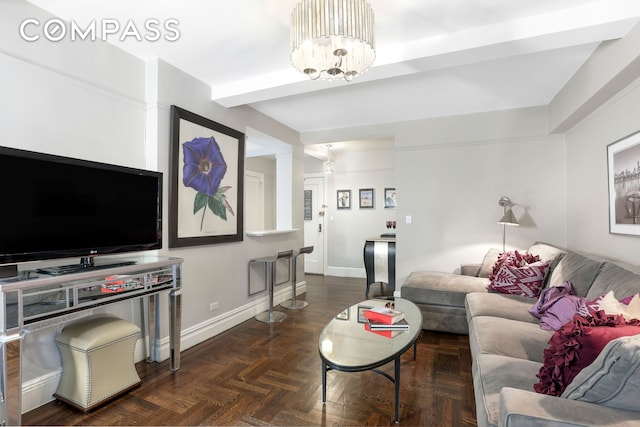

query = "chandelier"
[
  {"left": 290, "top": 0, "right": 375, "bottom": 82},
  {"left": 323, "top": 144, "right": 335, "bottom": 173}
]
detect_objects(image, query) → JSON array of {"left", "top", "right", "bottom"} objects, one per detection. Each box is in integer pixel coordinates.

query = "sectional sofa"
[{"left": 401, "top": 242, "right": 640, "bottom": 427}]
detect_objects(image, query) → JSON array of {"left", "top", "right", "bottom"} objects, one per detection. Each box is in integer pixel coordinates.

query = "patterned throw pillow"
[
  {"left": 487, "top": 260, "right": 550, "bottom": 298},
  {"left": 488, "top": 250, "right": 541, "bottom": 281}
]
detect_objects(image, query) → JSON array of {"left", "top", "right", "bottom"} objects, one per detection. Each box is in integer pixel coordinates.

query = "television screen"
[{"left": 0, "top": 146, "right": 162, "bottom": 268}]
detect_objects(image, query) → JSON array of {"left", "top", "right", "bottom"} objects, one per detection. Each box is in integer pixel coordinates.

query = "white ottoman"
[{"left": 54, "top": 316, "right": 142, "bottom": 412}]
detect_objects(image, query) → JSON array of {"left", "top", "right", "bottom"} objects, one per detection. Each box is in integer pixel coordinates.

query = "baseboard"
[
  {"left": 21, "top": 282, "right": 306, "bottom": 415},
  {"left": 326, "top": 266, "right": 365, "bottom": 278},
  {"left": 22, "top": 370, "right": 61, "bottom": 413}
]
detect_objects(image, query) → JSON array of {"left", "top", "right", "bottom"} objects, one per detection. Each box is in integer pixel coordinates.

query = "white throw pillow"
[{"left": 596, "top": 291, "right": 640, "bottom": 321}]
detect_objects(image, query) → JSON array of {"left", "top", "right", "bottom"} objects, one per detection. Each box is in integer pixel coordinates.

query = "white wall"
[
  {"left": 552, "top": 23, "right": 640, "bottom": 264},
  {"left": 245, "top": 156, "right": 277, "bottom": 229},
  {"left": 394, "top": 107, "right": 568, "bottom": 285},
  {"left": 1, "top": 1, "right": 304, "bottom": 414},
  {"left": 144, "top": 59, "right": 306, "bottom": 354},
  {"left": 322, "top": 142, "right": 396, "bottom": 277},
  {"left": 1, "top": 2, "right": 150, "bottom": 410},
  {"left": 565, "top": 77, "right": 640, "bottom": 262}
]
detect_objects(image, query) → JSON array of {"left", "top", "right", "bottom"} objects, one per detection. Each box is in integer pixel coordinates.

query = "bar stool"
[
  {"left": 281, "top": 246, "right": 314, "bottom": 310},
  {"left": 251, "top": 249, "right": 293, "bottom": 323}
]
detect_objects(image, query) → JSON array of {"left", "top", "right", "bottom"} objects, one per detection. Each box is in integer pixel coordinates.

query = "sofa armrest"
[
  {"left": 461, "top": 264, "right": 480, "bottom": 276},
  {"left": 499, "top": 388, "right": 640, "bottom": 427}
]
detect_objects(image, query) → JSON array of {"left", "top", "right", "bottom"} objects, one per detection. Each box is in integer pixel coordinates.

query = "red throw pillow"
[
  {"left": 487, "top": 260, "right": 550, "bottom": 298},
  {"left": 488, "top": 250, "right": 541, "bottom": 281},
  {"left": 534, "top": 312, "right": 640, "bottom": 396}
]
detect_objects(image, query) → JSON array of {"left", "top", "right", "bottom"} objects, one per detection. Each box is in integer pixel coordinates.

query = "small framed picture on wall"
[
  {"left": 337, "top": 189, "right": 351, "bottom": 209},
  {"left": 384, "top": 188, "right": 397, "bottom": 208},
  {"left": 359, "top": 188, "right": 374, "bottom": 209}
]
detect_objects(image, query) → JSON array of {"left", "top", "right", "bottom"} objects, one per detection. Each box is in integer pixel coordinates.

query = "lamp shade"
[
  {"left": 290, "top": 0, "right": 375, "bottom": 81},
  {"left": 498, "top": 209, "right": 519, "bottom": 226},
  {"left": 323, "top": 159, "right": 335, "bottom": 173}
]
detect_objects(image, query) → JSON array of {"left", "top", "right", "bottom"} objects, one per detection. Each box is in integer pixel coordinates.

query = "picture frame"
[
  {"left": 304, "top": 189, "right": 312, "bottom": 220},
  {"left": 337, "top": 189, "right": 351, "bottom": 209},
  {"left": 608, "top": 130, "right": 640, "bottom": 236},
  {"left": 384, "top": 188, "right": 397, "bottom": 209},
  {"left": 335, "top": 308, "right": 350, "bottom": 320},
  {"left": 359, "top": 188, "right": 374, "bottom": 209},
  {"left": 357, "top": 305, "right": 373, "bottom": 323},
  {"left": 169, "top": 105, "right": 245, "bottom": 247}
]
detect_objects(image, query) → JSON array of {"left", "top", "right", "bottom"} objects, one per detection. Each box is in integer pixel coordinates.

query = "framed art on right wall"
[
  {"left": 608, "top": 130, "right": 640, "bottom": 236},
  {"left": 384, "top": 188, "right": 397, "bottom": 209}
]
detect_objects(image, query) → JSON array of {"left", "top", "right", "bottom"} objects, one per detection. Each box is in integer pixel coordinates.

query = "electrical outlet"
[{"left": 209, "top": 301, "right": 219, "bottom": 311}]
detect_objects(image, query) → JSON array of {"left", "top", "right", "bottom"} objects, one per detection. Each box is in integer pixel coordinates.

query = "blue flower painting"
[{"left": 182, "top": 136, "right": 235, "bottom": 230}]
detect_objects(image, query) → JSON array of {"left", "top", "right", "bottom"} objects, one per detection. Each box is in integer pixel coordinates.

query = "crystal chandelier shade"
[{"left": 291, "top": 0, "right": 375, "bottom": 81}]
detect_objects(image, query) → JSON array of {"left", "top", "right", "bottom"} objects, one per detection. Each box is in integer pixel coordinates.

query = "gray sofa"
[{"left": 401, "top": 242, "right": 640, "bottom": 427}]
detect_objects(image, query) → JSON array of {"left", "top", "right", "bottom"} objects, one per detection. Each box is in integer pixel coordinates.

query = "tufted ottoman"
[{"left": 54, "top": 316, "right": 142, "bottom": 412}]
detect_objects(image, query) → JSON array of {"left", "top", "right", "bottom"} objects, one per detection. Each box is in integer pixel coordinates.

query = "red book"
[
  {"left": 364, "top": 306, "right": 405, "bottom": 324},
  {"left": 364, "top": 323, "right": 403, "bottom": 338}
]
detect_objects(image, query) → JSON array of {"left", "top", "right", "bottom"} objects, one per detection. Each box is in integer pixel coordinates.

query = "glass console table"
[{"left": 0, "top": 256, "right": 183, "bottom": 425}]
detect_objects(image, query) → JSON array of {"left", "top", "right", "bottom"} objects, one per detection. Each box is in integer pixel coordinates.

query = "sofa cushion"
[
  {"left": 534, "top": 312, "right": 640, "bottom": 396},
  {"left": 546, "top": 252, "right": 603, "bottom": 297},
  {"left": 477, "top": 248, "right": 501, "bottom": 278},
  {"left": 413, "top": 302, "right": 469, "bottom": 334},
  {"left": 586, "top": 262, "right": 640, "bottom": 301},
  {"left": 527, "top": 242, "right": 566, "bottom": 264},
  {"left": 487, "top": 260, "right": 549, "bottom": 298},
  {"left": 501, "top": 387, "right": 640, "bottom": 427},
  {"left": 473, "top": 354, "right": 542, "bottom": 427},
  {"left": 527, "top": 242, "right": 566, "bottom": 286},
  {"left": 562, "top": 334, "right": 640, "bottom": 411},
  {"left": 468, "top": 316, "right": 553, "bottom": 363},
  {"left": 402, "top": 271, "right": 488, "bottom": 308},
  {"left": 465, "top": 293, "right": 539, "bottom": 324}
]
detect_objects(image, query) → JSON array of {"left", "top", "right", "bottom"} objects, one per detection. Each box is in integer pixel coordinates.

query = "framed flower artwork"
[{"left": 169, "top": 105, "right": 245, "bottom": 247}]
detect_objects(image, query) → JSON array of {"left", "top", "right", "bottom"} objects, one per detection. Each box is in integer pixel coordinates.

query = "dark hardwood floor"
[{"left": 23, "top": 275, "right": 477, "bottom": 426}]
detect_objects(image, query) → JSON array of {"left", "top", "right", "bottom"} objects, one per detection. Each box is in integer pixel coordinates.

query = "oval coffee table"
[{"left": 318, "top": 298, "right": 422, "bottom": 423}]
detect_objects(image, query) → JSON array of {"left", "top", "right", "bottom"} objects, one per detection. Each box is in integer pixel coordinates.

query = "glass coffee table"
[{"left": 318, "top": 298, "right": 422, "bottom": 422}]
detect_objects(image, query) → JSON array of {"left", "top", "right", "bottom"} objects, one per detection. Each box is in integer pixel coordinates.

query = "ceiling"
[{"left": 25, "top": 0, "right": 640, "bottom": 144}]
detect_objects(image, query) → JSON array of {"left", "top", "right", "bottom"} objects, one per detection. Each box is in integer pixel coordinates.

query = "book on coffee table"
[
  {"left": 364, "top": 323, "right": 406, "bottom": 338},
  {"left": 364, "top": 306, "right": 405, "bottom": 324},
  {"left": 366, "top": 319, "right": 410, "bottom": 330}
]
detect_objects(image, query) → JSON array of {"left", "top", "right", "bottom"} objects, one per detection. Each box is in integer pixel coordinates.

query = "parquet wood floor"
[{"left": 23, "top": 275, "right": 477, "bottom": 426}]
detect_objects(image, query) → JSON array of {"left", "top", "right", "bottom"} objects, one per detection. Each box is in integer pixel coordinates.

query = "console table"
[
  {"left": 363, "top": 237, "right": 396, "bottom": 298},
  {"left": 0, "top": 256, "right": 183, "bottom": 425}
]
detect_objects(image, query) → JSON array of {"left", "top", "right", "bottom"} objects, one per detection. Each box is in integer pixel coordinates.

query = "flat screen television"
[{"left": 0, "top": 146, "right": 162, "bottom": 274}]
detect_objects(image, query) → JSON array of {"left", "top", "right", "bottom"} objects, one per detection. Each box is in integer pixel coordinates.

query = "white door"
[{"left": 303, "top": 176, "right": 325, "bottom": 274}]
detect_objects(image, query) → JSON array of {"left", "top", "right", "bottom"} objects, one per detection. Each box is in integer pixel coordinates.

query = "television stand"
[
  {"left": 36, "top": 259, "right": 136, "bottom": 276},
  {"left": 0, "top": 256, "right": 183, "bottom": 426}
]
